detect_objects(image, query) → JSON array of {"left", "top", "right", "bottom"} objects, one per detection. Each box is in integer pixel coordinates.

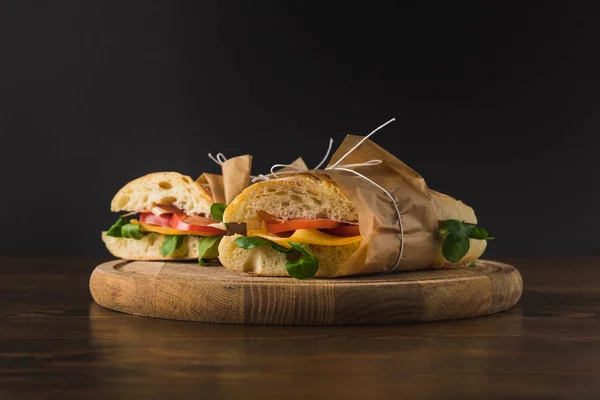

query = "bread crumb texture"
[
  {"left": 110, "top": 172, "right": 212, "bottom": 216},
  {"left": 102, "top": 232, "right": 218, "bottom": 261},
  {"left": 224, "top": 174, "right": 358, "bottom": 223},
  {"left": 218, "top": 234, "right": 360, "bottom": 277}
]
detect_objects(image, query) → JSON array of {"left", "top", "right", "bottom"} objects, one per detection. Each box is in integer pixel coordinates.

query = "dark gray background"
[{"left": 1, "top": 2, "right": 598, "bottom": 258}]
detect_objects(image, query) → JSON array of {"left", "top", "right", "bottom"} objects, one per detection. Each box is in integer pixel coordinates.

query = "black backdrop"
[{"left": 1, "top": 2, "right": 598, "bottom": 258}]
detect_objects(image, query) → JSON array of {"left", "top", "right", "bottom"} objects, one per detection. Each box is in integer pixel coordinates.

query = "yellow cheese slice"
[
  {"left": 130, "top": 220, "right": 222, "bottom": 237},
  {"left": 247, "top": 228, "right": 361, "bottom": 248}
]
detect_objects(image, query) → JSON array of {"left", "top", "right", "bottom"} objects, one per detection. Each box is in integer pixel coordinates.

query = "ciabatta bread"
[
  {"left": 223, "top": 174, "right": 357, "bottom": 224},
  {"left": 102, "top": 232, "right": 218, "bottom": 261},
  {"left": 218, "top": 234, "right": 360, "bottom": 277},
  {"left": 428, "top": 189, "right": 486, "bottom": 266},
  {"left": 431, "top": 234, "right": 487, "bottom": 267},
  {"left": 430, "top": 189, "right": 477, "bottom": 224},
  {"left": 111, "top": 172, "right": 213, "bottom": 216}
]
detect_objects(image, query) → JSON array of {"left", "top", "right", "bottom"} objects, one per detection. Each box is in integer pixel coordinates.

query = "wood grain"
[
  {"left": 1, "top": 257, "right": 600, "bottom": 399},
  {"left": 89, "top": 259, "right": 522, "bottom": 324}
]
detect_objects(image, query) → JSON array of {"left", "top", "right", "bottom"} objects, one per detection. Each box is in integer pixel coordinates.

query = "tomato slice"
[
  {"left": 257, "top": 210, "right": 358, "bottom": 235},
  {"left": 265, "top": 219, "right": 343, "bottom": 234},
  {"left": 321, "top": 225, "right": 360, "bottom": 237},
  {"left": 139, "top": 212, "right": 172, "bottom": 227},
  {"left": 169, "top": 214, "right": 224, "bottom": 235}
]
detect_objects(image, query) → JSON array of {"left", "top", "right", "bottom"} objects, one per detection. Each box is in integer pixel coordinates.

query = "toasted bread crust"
[
  {"left": 223, "top": 173, "right": 358, "bottom": 224},
  {"left": 102, "top": 231, "right": 219, "bottom": 261},
  {"left": 111, "top": 172, "right": 213, "bottom": 216},
  {"left": 218, "top": 234, "right": 361, "bottom": 277},
  {"left": 429, "top": 189, "right": 477, "bottom": 224}
]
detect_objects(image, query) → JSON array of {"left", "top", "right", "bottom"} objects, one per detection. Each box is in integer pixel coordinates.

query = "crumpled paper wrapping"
[
  {"left": 301, "top": 135, "right": 439, "bottom": 276},
  {"left": 196, "top": 155, "right": 253, "bottom": 205}
]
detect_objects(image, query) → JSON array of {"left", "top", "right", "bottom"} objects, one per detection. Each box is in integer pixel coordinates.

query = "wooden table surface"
[{"left": 1, "top": 258, "right": 599, "bottom": 399}]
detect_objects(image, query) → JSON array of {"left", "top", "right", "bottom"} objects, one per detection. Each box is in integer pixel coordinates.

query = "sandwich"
[
  {"left": 102, "top": 172, "right": 226, "bottom": 263},
  {"left": 218, "top": 173, "right": 489, "bottom": 278}
]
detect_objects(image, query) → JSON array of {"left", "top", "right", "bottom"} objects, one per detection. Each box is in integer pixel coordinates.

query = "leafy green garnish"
[
  {"left": 234, "top": 236, "right": 293, "bottom": 254},
  {"left": 106, "top": 218, "right": 128, "bottom": 237},
  {"left": 270, "top": 243, "right": 293, "bottom": 254},
  {"left": 439, "top": 219, "right": 493, "bottom": 263},
  {"left": 160, "top": 235, "right": 184, "bottom": 257},
  {"left": 210, "top": 203, "right": 227, "bottom": 222},
  {"left": 289, "top": 242, "right": 314, "bottom": 257},
  {"left": 469, "top": 261, "right": 477, "bottom": 268},
  {"left": 469, "top": 227, "right": 493, "bottom": 240},
  {"left": 445, "top": 219, "right": 472, "bottom": 239},
  {"left": 442, "top": 234, "right": 470, "bottom": 263},
  {"left": 106, "top": 218, "right": 144, "bottom": 240},
  {"left": 197, "top": 236, "right": 222, "bottom": 265},
  {"left": 121, "top": 223, "right": 144, "bottom": 239},
  {"left": 235, "top": 236, "right": 273, "bottom": 249},
  {"left": 285, "top": 242, "right": 318, "bottom": 279},
  {"left": 234, "top": 236, "right": 318, "bottom": 279}
]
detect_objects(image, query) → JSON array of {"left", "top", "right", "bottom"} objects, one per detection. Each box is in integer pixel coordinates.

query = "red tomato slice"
[
  {"left": 139, "top": 212, "right": 172, "bottom": 227},
  {"left": 258, "top": 210, "right": 352, "bottom": 234},
  {"left": 169, "top": 214, "right": 224, "bottom": 235},
  {"left": 266, "top": 219, "right": 343, "bottom": 234},
  {"left": 321, "top": 225, "right": 360, "bottom": 237}
]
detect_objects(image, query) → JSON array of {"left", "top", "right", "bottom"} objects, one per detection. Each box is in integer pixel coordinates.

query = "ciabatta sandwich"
[
  {"left": 218, "top": 173, "right": 488, "bottom": 278},
  {"left": 102, "top": 172, "right": 226, "bottom": 262}
]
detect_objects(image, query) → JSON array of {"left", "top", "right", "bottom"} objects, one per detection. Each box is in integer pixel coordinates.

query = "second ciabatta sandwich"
[
  {"left": 218, "top": 173, "right": 488, "bottom": 278},
  {"left": 102, "top": 171, "right": 226, "bottom": 263}
]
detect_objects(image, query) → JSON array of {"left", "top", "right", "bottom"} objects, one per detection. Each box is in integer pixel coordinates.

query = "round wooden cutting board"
[{"left": 90, "top": 260, "right": 522, "bottom": 325}]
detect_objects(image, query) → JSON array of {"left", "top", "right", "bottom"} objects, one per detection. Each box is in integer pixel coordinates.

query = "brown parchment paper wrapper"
[
  {"left": 222, "top": 155, "right": 252, "bottom": 205},
  {"left": 196, "top": 155, "right": 252, "bottom": 206},
  {"left": 196, "top": 173, "right": 225, "bottom": 204},
  {"left": 221, "top": 154, "right": 252, "bottom": 204},
  {"left": 320, "top": 135, "right": 439, "bottom": 276},
  {"left": 196, "top": 154, "right": 304, "bottom": 207},
  {"left": 281, "top": 157, "right": 308, "bottom": 172}
]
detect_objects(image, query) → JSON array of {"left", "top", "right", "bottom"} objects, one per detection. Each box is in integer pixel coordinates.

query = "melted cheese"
[
  {"left": 130, "top": 220, "right": 221, "bottom": 237},
  {"left": 247, "top": 228, "right": 361, "bottom": 248}
]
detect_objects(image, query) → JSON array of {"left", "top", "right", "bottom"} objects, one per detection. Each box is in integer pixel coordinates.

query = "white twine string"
[
  {"left": 314, "top": 138, "right": 334, "bottom": 169},
  {"left": 208, "top": 118, "right": 404, "bottom": 271},
  {"left": 208, "top": 152, "right": 308, "bottom": 181},
  {"left": 250, "top": 138, "right": 335, "bottom": 183},
  {"left": 209, "top": 139, "right": 334, "bottom": 181},
  {"left": 208, "top": 152, "right": 228, "bottom": 166},
  {"left": 329, "top": 118, "right": 396, "bottom": 168}
]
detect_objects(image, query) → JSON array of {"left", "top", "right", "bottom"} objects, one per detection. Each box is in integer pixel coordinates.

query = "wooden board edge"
[{"left": 89, "top": 259, "right": 524, "bottom": 325}]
